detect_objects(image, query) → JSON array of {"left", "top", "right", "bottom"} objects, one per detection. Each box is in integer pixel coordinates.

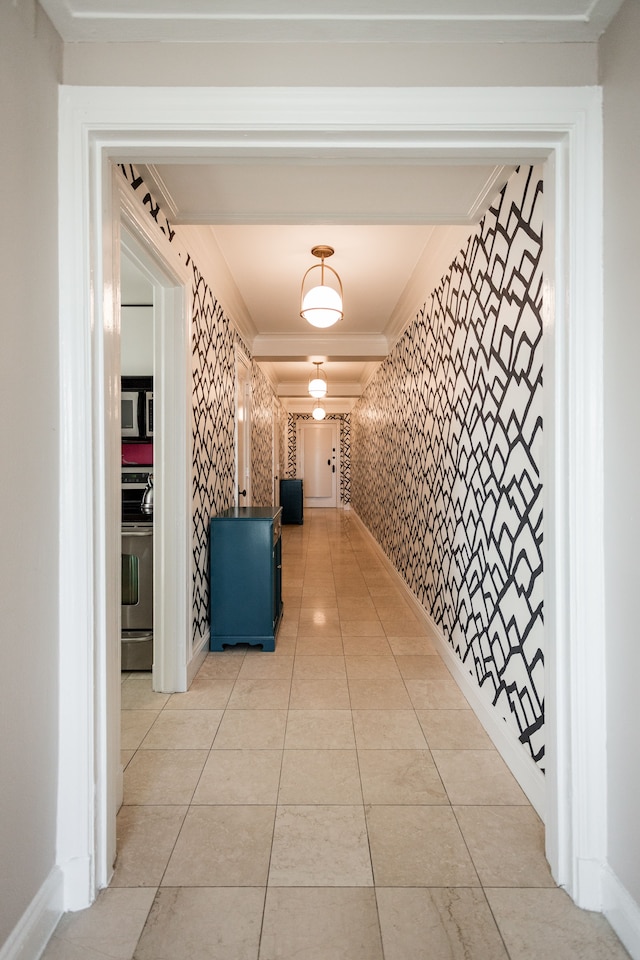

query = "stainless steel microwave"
[{"left": 122, "top": 387, "right": 153, "bottom": 440}]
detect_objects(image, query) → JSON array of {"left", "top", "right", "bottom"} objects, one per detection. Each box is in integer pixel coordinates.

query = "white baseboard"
[
  {"left": 603, "top": 867, "right": 640, "bottom": 960},
  {"left": 435, "top": 634, "right": 545, "bottom": 818},
  {"left": 188, "top": 631, "right": 209, "bottom": 686},
  {"left": 575, "top": 856, "right": 606, "bottom": 913},
  {"left": 0, "top": 867, "right": 63, "bottom": 960},
  {"left": 350, "top": 508, "right": 545, "bottom": 819},
  {"left": 61, "top": 855, "right": 94, "bottom": 913}
]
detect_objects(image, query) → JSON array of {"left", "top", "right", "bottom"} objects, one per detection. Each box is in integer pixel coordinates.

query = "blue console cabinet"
[
  {"left": 209, "top": 506, "right": 283, "bottom": 651},
  {"left": 280, "top": 478, "right": 304, "bottom": 524}
]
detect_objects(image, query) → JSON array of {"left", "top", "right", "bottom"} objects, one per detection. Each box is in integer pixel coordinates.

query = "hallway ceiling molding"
[
  {"left": 142, "top": 162, "right": 514, "bottom": 228},
  {"left": 39, "top": 0, "right": 625, "bottom": 44}
]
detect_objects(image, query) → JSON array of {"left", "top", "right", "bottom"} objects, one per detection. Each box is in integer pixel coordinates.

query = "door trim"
[
  {"left": 272, "top": 399, "right": 282, "bottom": 507},
  {"left": 57, "top": 84, "right": 605, "bottom": 912},
  {"left": 119, "top": 212, "right": 193, "bottom": 699},
  {"left": 235, "top": 346, "right": 252, "bottom": 507}
]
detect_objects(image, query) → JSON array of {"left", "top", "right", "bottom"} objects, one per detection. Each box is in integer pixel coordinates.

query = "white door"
[
  {"left": 298, "top": 421, "right": 338, "bottom": 508},
  {"left": 236, "top": 351, "right": 251, "bottom": 506}
]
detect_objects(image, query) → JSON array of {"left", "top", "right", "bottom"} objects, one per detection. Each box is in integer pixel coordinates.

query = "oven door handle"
[{"left": 122, "top": 529, "right": 153, "bottom": 538}]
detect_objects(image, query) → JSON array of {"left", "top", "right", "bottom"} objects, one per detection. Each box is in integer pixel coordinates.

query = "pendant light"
[
  {"left": 308, "top": 362, "right": 327, "bottom": 399},
  {"left": 312, "top": 399, "right": 326, "bottom": 421},
  {"left": 300, "top": 245, "right": 343, "bottom": 329}
]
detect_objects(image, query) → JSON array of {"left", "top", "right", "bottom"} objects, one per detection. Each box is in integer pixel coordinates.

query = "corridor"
[{"left": 42, "top": 510, "right": 628, "bottom": 959}]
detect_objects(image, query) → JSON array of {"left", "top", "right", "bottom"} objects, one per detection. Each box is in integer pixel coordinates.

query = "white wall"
[
  {"left": 61, "top": 39, "right": 598, "bottom": 88},
  {"left": 121, "top": 308, "right": 153, "bottom": 375},
  {"left": 121, "top": 251, "right": 154, "bottom": 375},
  {"left": 601, "top": 0, "right": 640, "bottom": 913},
  {"left": 0, "top": 0, "right": 62, "bottom": 950}
]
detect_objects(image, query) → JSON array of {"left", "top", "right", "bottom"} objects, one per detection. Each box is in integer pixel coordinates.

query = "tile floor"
[{"left": 42, "top": 509, "right": 630, "bottom": 960}]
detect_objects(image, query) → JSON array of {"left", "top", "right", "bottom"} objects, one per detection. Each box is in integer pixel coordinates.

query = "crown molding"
[{"left": 251, "top": 332, "right": 388, "bottom": 361}]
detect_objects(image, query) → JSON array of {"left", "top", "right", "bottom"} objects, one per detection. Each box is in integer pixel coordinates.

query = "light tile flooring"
[{"left": 42, "top": 509, "right": 630, "bottom": 960}]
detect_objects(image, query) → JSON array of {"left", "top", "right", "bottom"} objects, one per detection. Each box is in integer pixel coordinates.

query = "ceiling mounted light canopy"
[
  {"left": 308, "top": 362, "right": 328, "bottom": 399},
  {"left": 300, "top": 245, "right": 343, "bottom": 329},
  {"left": 312, "top": 399, "right": 326, "bottom": 421}
]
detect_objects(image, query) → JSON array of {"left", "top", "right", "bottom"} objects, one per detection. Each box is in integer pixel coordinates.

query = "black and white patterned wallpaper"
[
  {"left": 250, "top": 362, "right": 273, "bottom": 507},
  {"left": 190, "top": 271, "right": 238, "bottom": 643},
  {"left": 352, "top": 166, "right": 544, "bottom": 768},
  {"left": 250, "top": 362, "right": 289, "bottom": 507},
  {"left": 286, "top": 415, "right": 298, "bottom": 478},
  {"left": 286, "top": 413, "right": 351, "bottom": 504},
  {"left": 119, "top": 164, "right": 177, "bottom": 245},
  {"left": 340, "top": 415, "right": 351, "bottom": 504}
]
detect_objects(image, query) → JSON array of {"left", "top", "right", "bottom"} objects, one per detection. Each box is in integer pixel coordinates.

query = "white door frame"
[
  {"left": 57, "top": 160, "right": 193, "bottom": 902},
  {"left": 57, "top": 85, "right": 605, "bottom": 913},
  {"left": 273, "top": 400, "right": 282, "bottom": 507},
  {"left": 235, "top": 346, "right": 252, "bottom": 506},
  {"left": 118, "top": 218, "right": 193, "bottom": 699}
]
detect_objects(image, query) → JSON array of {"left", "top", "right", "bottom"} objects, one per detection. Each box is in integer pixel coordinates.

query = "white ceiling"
[
  {"left": 60, "top": 0, "right": 623, "bottom": 409},
  {"left": 40, "top": 0, "right": 624, "bottom": 43}
]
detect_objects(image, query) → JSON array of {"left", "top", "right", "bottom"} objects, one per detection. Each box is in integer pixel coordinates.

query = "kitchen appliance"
[
  {"left": 121, "top": 464, "right": 153, "bottom": 670},
  {"left": 121, "top": 524, "right": 153, "bottom": 670},
  {"left": 121, "top": 376, "right": 153, "bottom": 441},
  {"left": 141, "top": 474, "right": 154, "bottom": 515},
  {"left": 122, "top": 467, "right": 153, "bottom": 523}
]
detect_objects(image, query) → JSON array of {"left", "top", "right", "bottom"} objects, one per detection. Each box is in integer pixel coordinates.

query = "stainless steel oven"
[
  {"left": 122, "top": 468, "right": 153, "bottom": 524},
  {"left": 122, "top": 524, "right": 153, "bottom": 670},
  {"left": 121, "top": 465, "right": 153, "bottom": 671}
]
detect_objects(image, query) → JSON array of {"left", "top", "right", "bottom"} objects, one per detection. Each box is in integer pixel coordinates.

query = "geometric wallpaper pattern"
[
  {"left": 286, "top": 413, "right": 351, "bottom": 505},
  {"left": 286, "top": 415, "right": 298, "bottom": 478},
  {"left": 190, "top": 268, "right": 238, "bottom": 646},
  {"left": 251, "top": 363, "right": 275, "bottom": 506},
  {"left": 118, "top": 163, "right": 177, "bottom": 245},
  {"left": 340, "top": 415, "right": 352, "bottom": 505},
  {"left": 250, "top": 362, "right": 287, "bottom": 507},
  {"left": 352, "top": 166, "right": 544, "bottom": 768}
]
